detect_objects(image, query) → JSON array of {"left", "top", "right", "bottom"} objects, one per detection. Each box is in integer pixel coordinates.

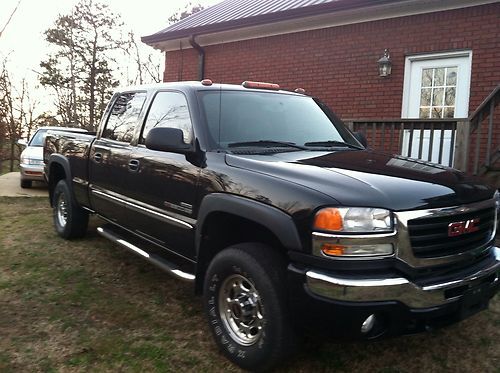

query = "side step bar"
[{"left": 97, "top": 226, "right": 195, "bottom": 282}]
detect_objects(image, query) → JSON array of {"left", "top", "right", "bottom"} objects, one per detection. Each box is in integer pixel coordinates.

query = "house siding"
[{"left": 163, "top": 3, "right": 500, "bottom": 119}]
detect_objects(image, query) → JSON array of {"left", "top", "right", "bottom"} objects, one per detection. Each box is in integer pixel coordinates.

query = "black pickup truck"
[{"left": 44, "top": 80, "right": 500, "bottom": 371}]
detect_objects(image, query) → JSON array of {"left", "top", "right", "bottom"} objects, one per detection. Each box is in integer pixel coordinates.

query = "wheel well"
[
  {"left": 195, "top": 212, "right": 287, "bottom": 294},
  {"left": 48, "top": 163, "right": 66, "bottom": 206}
]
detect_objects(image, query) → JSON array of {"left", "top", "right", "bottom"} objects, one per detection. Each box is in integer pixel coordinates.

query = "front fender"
[{"left": 195, "top": 193, "right": 303, "bottom": 254}]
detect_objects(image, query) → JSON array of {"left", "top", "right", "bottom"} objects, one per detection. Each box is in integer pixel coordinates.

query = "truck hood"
[{"left": 225, "top": 150, "right": 494, "bottom": 211}]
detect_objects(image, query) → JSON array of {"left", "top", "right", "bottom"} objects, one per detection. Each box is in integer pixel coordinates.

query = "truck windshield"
[{"left": 199, "top": 91, "right": 359, "bottom": 150}]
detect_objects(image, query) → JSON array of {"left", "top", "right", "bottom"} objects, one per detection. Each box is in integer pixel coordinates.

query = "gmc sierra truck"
[{"left": 44, "top": 80, "right": 500, "bottom": 371}]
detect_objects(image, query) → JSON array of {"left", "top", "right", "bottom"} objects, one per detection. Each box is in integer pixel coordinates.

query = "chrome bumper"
[
  {"left": 20, "top": 163, "right": 45, "bottom": 181},
  {"left": 306, "top": 247, "right": 500, "bottom": 308}
]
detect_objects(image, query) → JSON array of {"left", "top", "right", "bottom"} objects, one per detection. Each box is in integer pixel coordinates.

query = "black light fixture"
[{"left": 378, "top": 49, "right": 392, "bottom": 77}]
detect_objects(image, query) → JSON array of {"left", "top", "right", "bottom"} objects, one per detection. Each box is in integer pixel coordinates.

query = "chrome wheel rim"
[
  {"left": 218, "top": 274, "right": 264, "bottom": 346},
  {"left": 56, "top": 193, "right": 68, "bottom": 228}
]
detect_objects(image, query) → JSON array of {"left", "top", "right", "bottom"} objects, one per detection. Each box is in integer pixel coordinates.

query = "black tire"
[
  {"left": 20, "top": 179, "right": 32, "bottom": 188},
  {"left": 53, "top": 179, "right": 89, "bottom": 239},
  {"left": 204, "top": 243, "right": 298, "bottom": 371}
]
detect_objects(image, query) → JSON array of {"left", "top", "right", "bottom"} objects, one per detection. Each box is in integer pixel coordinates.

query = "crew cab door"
[
  {"left": 126, "top": 91, "right": 200, "bottom": 260},
  {"left": 89, "top": 91, "right": 147, "bottom": 223}
]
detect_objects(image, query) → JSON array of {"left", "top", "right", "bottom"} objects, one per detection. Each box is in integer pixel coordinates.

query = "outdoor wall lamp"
[{"left": 378, "top": 49, "right": 392, "bottom": 77}]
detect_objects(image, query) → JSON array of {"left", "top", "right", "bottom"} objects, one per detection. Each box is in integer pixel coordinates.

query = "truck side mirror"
[
  {"left": 353, "top": 132, "right": 368, "bottom": 148},
  {"left": 145, "top": 127, "right": 192, "bottom": 154}
]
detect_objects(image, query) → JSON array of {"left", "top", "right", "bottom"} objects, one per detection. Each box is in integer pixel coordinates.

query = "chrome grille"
[{"left": 407, "top": 207, "right": 495, "bottom": 258}]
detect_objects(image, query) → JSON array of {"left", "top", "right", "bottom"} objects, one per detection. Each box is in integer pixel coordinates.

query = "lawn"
[{"left": 0, "top": 197, "right": 499, "bottom": 372}]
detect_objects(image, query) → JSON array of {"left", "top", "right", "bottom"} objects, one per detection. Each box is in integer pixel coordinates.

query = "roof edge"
[
  {"left": 141, "top": 0, "right": 401, "bottom": 45},
  {"left": 142, "top": 0, "right": 497, "bottom": 52}
]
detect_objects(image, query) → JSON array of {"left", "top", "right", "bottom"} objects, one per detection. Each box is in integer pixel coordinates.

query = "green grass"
[{"left": 0, "top": 197, "right": 499, "bottom": 372}]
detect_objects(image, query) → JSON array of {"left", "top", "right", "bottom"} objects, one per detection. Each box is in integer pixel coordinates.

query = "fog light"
[{"left": 361, "top": 314, "right": 376, "bottom": 334}]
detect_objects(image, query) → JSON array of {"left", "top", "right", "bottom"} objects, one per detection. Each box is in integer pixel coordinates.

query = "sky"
[{"left": 0, "top": 0, "right": 221, "bottom": 114}]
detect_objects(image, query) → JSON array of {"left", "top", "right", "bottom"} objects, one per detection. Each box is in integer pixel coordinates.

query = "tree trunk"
[
  {"left": 88, "top": 32, "right": 98, "bottom": 131},
  {"left": 9, "top": 140, "right": 14, "bottom": 172}
]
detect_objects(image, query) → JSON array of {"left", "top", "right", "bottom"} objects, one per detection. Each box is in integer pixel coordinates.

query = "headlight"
[
  {"left": 312, "top": 207, "right": 395, "bottom": 258},
  {"left": 313, "top": 207, "right": 393, "bottom": 233}
]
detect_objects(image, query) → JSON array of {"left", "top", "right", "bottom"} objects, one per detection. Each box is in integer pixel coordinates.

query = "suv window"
[
  {"left": 141, "top": 91, "right": 192, "bottom": 144},
  {"left": 103, "top": 92, "right": 147, "bottom": 142}
]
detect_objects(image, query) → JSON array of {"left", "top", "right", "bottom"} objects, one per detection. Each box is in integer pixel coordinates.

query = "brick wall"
[{"left": 163, "top": 3, "right": 500, "bottom": 119}]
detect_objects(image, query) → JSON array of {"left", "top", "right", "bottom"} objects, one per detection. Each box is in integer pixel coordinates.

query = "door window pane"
[
  {"left": 141, "top": 92, "right": 192, "bottom": 144},
  {"left": 434, "top": 68, "right": 445, "bottom": 86},
  {"left": 421, "top": 69, "right": 433, "bottom": 87},
  {"left": 419, "top": 66, "right": 457, "bottom": 119},
  {"left": 103, "top": 92, "right": 147, "bottom": 142},
  {"left": 446, "top": 68, "right": 457, "bottom": 85}
]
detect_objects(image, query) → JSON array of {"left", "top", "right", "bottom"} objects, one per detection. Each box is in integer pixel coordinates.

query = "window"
[
  {"left": 141, "top": 92, "right": 192, "bottom": 144},
  {"left": 419, "top": 67, "right": 457, "bottom": 118},
  {"left": 103, "top": 92, "right": 147, "bottom": 142},
  {"left": 199, "top": 91, "right": 345, "bottom": 148},
  {"left": 29, "top": 129, "right": 48, "bottom": 147}
]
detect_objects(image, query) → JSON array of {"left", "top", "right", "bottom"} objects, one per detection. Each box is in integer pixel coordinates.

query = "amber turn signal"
[
  {"left": 314, "top": 208, "right": 343, "bottom": 231},
  {"left": 321, "top": 243, "right": 345, "bottom": 256}
]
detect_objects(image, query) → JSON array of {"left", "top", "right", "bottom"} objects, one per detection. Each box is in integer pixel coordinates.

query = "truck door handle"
[
  {"left": 128, "top": 159, "right": 140, "bottom": 172},
  {"left": 94, "top": 152, "right": 103, "bottom": 163}
]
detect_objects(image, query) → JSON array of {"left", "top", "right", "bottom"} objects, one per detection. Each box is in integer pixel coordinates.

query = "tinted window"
[
  {"left": 199, "top": 91, "right": 346, "bottom": 148},
  {"left": 141, "top": 91, "right": 192, "bottom": 144},
  {"left": 29, "top": 129, "right": 48, "bottom": 147},
  {"left": 103, "top": 92, "right": 146, "bottom": 142}
]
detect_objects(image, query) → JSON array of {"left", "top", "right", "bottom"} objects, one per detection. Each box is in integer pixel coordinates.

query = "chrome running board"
[{"left": 97, "top": 226, "right": 195, "bottom": 282}]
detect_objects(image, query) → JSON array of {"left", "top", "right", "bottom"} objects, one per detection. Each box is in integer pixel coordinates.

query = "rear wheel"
[
  {"left": 20, "top": 179, "right": 32, "bottom": 188},
  {"left": 204, "top": 243, "right": 298, "bottom": 371},
  {"left": 53, "top": 180, "right": 89, "bottom": 239}
]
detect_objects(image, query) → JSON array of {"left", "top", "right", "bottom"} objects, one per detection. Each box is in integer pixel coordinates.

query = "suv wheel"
[
  {"left": 204, "top": 243, "right": 297, "bottom": 371},
  {"left": 53, "top": 180, "right": 89, "bottom": 239}
]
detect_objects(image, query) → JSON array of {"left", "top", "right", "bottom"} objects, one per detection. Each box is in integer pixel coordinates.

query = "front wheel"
[
  {"left": 53, "top": 180, "right": 89, "bottom": 239},
  {"left": 204, "top": 243, "right": 297, "bottom": 371}
]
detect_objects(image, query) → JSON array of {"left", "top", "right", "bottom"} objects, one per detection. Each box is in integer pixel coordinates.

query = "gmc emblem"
[{"left": 448, "top": 218, "right": 480, "bottom": 237}]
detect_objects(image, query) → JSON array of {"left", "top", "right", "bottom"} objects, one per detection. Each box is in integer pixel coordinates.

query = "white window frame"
[{"left": 401, "top": 50, "right": 473, "bottom": 119}]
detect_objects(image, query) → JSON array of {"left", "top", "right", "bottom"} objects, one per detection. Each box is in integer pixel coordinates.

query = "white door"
[{"left": 401, "top": 51, "right": 472, "bottom": 165}]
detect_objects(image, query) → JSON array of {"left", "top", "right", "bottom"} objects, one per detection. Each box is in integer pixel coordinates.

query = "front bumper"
[
  {"left": 306, "top": 247, "right": 500, "bottom": 308},
  {"left": 20, "top": 163, "right": 45, "bottom": 182},
  {"left": 288, "top": 247, "right": 499, "bottom": 339}
]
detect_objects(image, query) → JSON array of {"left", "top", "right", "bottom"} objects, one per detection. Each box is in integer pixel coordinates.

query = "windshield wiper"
[
  {"left": 304, "top": 140, "right": 363, "bottom": 150},
  {"left": 228, "top": 140, "right": 308, "bottom": 150}
]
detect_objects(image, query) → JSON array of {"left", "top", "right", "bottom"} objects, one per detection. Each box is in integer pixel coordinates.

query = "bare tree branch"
[{"left": 0, "top": 0, "right": 22, "bottom": 38}]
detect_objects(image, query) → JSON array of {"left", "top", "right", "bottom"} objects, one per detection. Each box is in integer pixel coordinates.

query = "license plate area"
[{"left": 459, "top": 283, "right": 490, "bottom": 319}]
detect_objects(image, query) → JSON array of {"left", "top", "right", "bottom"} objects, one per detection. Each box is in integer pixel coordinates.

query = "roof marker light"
[
  {"left": 294, "top": 88, "right": 306, "bottom": 94},
  {"left": 242, "top": 81, "right": 280, "bottom": 90},
  {"left": 201, "top": 79, "right": 213, "bottom": 86}
]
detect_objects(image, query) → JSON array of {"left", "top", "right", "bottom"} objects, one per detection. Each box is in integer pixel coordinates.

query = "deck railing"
[
  {"left": 344, "top": 85, "right": 500, "bottom": 174},
  {"left": 344, "top": 119, "right": 465, "bottom": 168},
  {"left": 467, "top": 85, "right": 500, "bottom": 174}
]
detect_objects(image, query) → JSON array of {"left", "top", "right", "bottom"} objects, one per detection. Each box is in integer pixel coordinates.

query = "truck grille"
[{"left": 408, "top": 207, "right": 495, "bottom": 258}]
